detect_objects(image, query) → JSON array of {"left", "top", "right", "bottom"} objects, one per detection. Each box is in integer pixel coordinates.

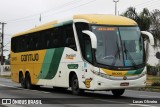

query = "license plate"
[{"left": 120, "top": 82, "right": 129, "bottom": 86}]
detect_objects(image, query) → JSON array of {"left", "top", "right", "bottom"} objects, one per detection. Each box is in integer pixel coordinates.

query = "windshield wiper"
[
  {"left": 123, "top": 42, "right": 137, "bottom": 68},
  {"left": 111, "top": 41, "right": 121, "bottom": 66}
]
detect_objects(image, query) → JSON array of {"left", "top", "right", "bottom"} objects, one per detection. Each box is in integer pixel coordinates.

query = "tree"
[
  {"left": 121, "top": 7, "right": 152, "bottom": 31},
  {"left": 121, "top": 7, "right": 152, "bottom": 62},
  {"left": 150, "top": 9, "right": 160, "bottom": 45}
]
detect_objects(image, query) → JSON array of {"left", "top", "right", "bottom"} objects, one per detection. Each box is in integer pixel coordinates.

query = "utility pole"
[
  {"left": 0, "top": 22, "right": 7, "bottom": 66},
  {"left": 113, "top": 0, "right": 119, "bottom": 15}
]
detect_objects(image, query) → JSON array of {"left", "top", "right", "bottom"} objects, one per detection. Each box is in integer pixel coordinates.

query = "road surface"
[{"left": 0, "top": 78, "right": 160, "bottom": 107}]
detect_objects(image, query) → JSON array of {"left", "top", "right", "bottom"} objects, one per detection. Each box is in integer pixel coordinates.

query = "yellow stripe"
[
  {"left": 73, "top": 14, "right": 137, "bottom": 25},
  {"left": 101, "top": 68, "right": 127, "bottom": 77}
]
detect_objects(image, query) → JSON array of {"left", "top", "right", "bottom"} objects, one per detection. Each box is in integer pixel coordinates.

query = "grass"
[
  {"left": 0, "top": 75, "right": 11, "bottom": 79},
  {"left": 144, "top": 86, "right": 160, "bottom": 92},
  {"left": 147, "top": 75, "right": 160, "bottom": 85},
  {"left": 129, "top": 75, "right": 160, "bottom": 92},
  {"left": 147, "top": 75, "right": 160, "bottom": 81},
  {"left": 146, "top": 85, "right": 160, "bottom": 89},
  {"left": 144, "top": 75, "right": 160, "bottom": 92}
]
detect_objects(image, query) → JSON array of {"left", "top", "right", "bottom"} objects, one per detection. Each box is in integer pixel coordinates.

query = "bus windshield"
[{"left": 91, "top": 26, "right": 144, "bottom": 67}]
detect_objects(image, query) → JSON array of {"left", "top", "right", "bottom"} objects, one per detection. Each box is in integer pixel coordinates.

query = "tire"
[
  {"left": 25, "top": 73, "right": 32, "bottom": 89},
  {"left": 71, "top": 75, "right": 84, "bottom": 95},
  {"left": 20, "top": 73, "right": 26, "bottom": 88},
  {"left": 53, "top": 87, "right": 67, "bottom": 92},
  {"left": 32, "top": 85, "right": 40, "bottom": 89},
  {"left": 111, "top": 89, "right": 125, "bottom": 96}
]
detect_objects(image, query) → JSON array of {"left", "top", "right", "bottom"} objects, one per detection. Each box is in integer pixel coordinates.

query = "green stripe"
[
  {"left": 134, "top": 68, "right": 144, "bottom": 74},
  {"left": 54, "top": 20, "right": 73, "bottom": 27},
  {"left": 38, "top": 49, "right": 55, "bottom": 79},
  {"left": 54, "top": 23, "right": 63, "bottom": 27},
  {"left": 45, "top": 48, "right": 64, "bottom": 79},
  {"left": 126, "top": 68, "right": 144, "bottom": 75},
  {"left": 38, "top": 48, "right": 64, "bottom": 79},
  {"left": 63, "top": 20, "right": 73, "bottom": 25}
]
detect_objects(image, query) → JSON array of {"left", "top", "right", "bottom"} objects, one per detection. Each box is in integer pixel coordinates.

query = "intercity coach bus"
[{"left": 11, "top": 14, "right": 154, "bottom": 96}]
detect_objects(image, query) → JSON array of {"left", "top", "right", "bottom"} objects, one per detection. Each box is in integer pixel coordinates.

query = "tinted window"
[
  {"left": 75, "top": 22, "right": 92, "bottom": 62},
  {"left": 11, "top": 23, "right": 77, "bottom": 52}
]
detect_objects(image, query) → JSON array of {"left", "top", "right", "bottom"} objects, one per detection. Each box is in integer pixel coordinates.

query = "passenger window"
[
  {"left": 64, "top": 24, "right": 77, "bottom": 51},
  {"left": 11, "top": 24, "right": 76, "bottom": 52}
]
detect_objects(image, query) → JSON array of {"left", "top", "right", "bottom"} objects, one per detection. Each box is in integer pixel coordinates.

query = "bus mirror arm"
[
  {"left": 82, "top": 30, "right": 97, "bottom": 49},
  {"left": 141, "top": 31, "right": 154, "bottom": 46}
]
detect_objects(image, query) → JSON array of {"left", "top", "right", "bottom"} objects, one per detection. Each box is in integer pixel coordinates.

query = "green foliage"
[
  {"left": 150, "top": 9, "right": 160, "bottom": 43},
  {"left": 121, "top": 7, "right": 160, "bottom": 45},
  {"left": 121, "top": 7, "right": 152, "bottom": 31},
  {"left": 152, "top": 81, "right": 160, "bottom": 86},
  {"left": 147, "top": 64, "right": 160, "bottom": 76}
]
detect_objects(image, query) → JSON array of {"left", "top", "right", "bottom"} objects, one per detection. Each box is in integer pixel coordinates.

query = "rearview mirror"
[
  {"left": 82, "top": 30, "right": 97, "bottom": 49},
  {"left": 141, "top": 31, "right": 154, "bottom": 46}
]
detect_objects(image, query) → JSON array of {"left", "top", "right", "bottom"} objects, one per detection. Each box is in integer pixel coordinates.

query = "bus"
[{"left": 11, "top": 14, "right": 154, "bottom": 96}]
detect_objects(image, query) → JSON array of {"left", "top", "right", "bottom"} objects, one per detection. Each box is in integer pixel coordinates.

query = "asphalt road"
[{"left": 0, "top": 77, "right": 160, "bottom": 107}]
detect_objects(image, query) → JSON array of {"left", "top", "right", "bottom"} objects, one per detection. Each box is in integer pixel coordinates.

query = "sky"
[{"left": 0, "top": 0, "right": 160, "bottom": 58}]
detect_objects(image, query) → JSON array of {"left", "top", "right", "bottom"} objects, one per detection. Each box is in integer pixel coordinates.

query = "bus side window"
[
  {"left": 29, "top": 36, "right": 34, "bottom": 51},
  {"left": 64, "top": 24, "right": 77, "bottom": 51},
  {"left": 32, "top": 34, "right": 40, "bottom": 50},
  {"left": 66, "top": 37, "right": 76, "bottom": 49},
  {"left": 39, "top": 31, "right": 44, "bottom": 49},
  {"left": 75, "top": 22, "right": 93, "bottom": 63},
  {"left": 18, "top": 36, "right": 26, "bottom": 52},
  {"left": 11, "top": 37, "right": 18, "bottom": 52},
  {"left": 41, "top": 30, "right": 50, "bottom": 49},
  {"left": 49, "top": 32, "right": 55, "bottom": 48},
  {"left": 46, "top": 31, "right": 50, "bottom": 48},
  {"left": 53, "top": 28, "right": 60, "bottom": 48},
  {"left": 17, "top": 36, "right": 22, "bottom": 52}
]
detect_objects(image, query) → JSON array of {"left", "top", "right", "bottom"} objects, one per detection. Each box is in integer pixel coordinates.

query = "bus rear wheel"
[
  {"left": 111, "top": 89, "right": 125, "bottom": 96},
  {"left": 71, "top": 75, "right": 84, "bottom": 95},
  {"left": 25, "top": 73, "right": 32, "bottom": 89}
]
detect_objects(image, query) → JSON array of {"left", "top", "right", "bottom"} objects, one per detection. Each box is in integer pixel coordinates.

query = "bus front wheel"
[
  {"left": 71, "top": 75, "right": 84, "bottom": 95},
  {"left": 20, "top": 73, "right": 26, "bottom": 88},
  {"left": 111, "top": 89, "right": 125, "bottom": 96}
]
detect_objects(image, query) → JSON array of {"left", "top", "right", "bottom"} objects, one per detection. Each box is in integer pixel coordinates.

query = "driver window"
[{"left": 84, "top": 39, "right": 92, "bottom": 62}]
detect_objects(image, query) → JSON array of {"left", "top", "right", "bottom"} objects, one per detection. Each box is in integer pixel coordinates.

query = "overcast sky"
[{"left": 0, "top": 0, "right": 160, "bottom": 57}]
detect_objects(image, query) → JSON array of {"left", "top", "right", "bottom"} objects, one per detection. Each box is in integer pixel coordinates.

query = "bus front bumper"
[{"left": 93, "top": 74, "right": 146, "bottom": 90}]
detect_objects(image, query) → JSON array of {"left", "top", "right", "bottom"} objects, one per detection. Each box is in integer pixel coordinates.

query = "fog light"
[{"left": 98, "top": 83, "right": 101, "bottom": 85}]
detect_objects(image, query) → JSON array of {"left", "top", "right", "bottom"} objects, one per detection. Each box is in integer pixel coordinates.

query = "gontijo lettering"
[{"left": 21, "top": 53, "right": 39, "bottom": 62}]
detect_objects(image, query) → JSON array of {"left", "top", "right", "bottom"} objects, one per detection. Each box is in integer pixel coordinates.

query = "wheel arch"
[
  {"left": 19, "top": 71, "right": 23, "bottom": 83},
  {"left": 25, "top": 71, "right": 30, "bottom": 77},
  {"left": 69, "top": 71, "right": 78, "bottom": 87}
]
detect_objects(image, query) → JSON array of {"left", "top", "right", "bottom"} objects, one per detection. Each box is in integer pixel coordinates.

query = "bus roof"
[
  {"left": 73, "top": 14, "right": 137, "bottom": 25},
  {"left": 13, "top": 20, "right": 58, "bottom": 37},
  {"left": 13, "top": 14, "right": 137, "bottom": 37}
]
